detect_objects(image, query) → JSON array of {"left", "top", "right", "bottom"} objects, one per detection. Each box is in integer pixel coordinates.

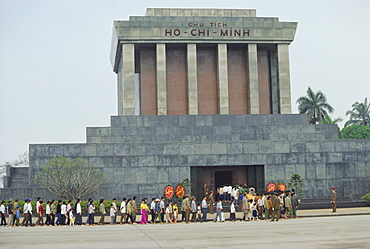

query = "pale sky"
[{"left": 0, "top": 0, "right": 369, "bottom": 164}]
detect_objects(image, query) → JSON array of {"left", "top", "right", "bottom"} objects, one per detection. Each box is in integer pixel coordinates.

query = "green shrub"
[
  {"left": 340, "top": 125, "right": 370, "bottom": 139},
  {"left": 362, "top": 193, "right": 370, "bottom": 205}
]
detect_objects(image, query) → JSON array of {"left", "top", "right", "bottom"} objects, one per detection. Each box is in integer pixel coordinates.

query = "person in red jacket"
[{"left": 36, "top": 201, "right": 44, "bottom": 226}]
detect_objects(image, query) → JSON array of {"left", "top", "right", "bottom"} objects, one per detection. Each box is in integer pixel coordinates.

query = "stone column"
[
  {"left": 277, "top": 44, "right": 292, "bottom": 114},
  {"left": 247, "top": 44, "right": 259, "bottom": 114},
  {"left": 118, "top": 43, "right": 135, "bottom": 115},
  {"left": 156, "top": 44, "right": 167, "bottom": 115},
  {"left": 217, "top": 44, "right": 229, "bottom": 114},
  {"left": 187, "top": 44, "right": 198, "bottom": 115},
  {"left": 269, "top": 46, "right": 279, "bottom": 114}
]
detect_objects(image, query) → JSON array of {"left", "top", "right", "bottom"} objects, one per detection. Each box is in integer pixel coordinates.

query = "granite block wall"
[{"left": 1, "top": 114, "right": 369, "bottom": 201}]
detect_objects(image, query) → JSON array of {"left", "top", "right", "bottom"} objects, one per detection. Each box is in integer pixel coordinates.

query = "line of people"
[{"left": 0, "top": 190, "right": 299, "bottom": 227}]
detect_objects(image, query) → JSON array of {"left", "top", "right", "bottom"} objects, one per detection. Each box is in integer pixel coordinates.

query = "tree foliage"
[
  {"left": 288, "top": 174, "right": 305, "bottom": 199},
  {"left": 296, "top": 87, "right": 334, "bottom": 124},
  {"left": 34, "top": 156, "right": 107, "bottom": 200},
  {"left": 319, "top": 114, "right": 343, "bottom": 125},
  {"left": 340, "top": 125, "right": 370, "bottom": 139},
  {"left": 345, "top": 97, "right": 370, "bottom": 127}
]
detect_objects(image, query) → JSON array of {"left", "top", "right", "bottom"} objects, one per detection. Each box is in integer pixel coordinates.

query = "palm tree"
[
  {"left": 344, "top": 97, "right": 370, "bottom": 127},
  {"left": 319, "top": 114, "right": 343, "bottom": 125},
  {"left": 296, "top": 87, "right": 334, "bottom": 124}
]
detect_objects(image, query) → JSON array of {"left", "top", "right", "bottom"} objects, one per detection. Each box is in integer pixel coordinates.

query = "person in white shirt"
[
  {"left": 110, "top": 203, "right": 116, "bottom": 225},
  {"left": 75, "top": 199, "right": 82, "bottom": 225},
  {"left": 20, "top": 199, "right": 29, "bottom": 226},
  {"left": 112, "top": 198, "right": 118, "bottom": 224},
  {"left": 150, "top": 198, "right": 156, "bottom": 223},
  {"left": 27, "top": 199, "right": 33, "bottom": 226},
  {"left": 230, "top": 200, "right": 236, "bottom": 221},
  {"left": 257, "top": 195, "right": 264, "bottom": 219},
  {"left": 36, "top": 197, "right": 41, "bottom": 214},
  {"left": 45, "top": 201, "right": 51, "bottom": 225},
  {"left": 120, "top": 198, "right": 127, "bottom": 224},
  {"left": 0, "top": 201, "right": 6, "bottom": 226},
  {"left": 61, "top": 201, "right": 67, "bottom": 225},
  {"left": 201, "top": 196, "right": 209, "bottom": 222}
]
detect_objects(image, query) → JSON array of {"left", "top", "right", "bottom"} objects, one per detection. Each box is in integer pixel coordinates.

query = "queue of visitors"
[{"left": 0, "top": 189, "right": 299, "bottom": 227}]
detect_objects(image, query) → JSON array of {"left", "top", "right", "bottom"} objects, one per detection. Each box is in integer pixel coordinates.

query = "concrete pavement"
[{"left": 1, "top": 214, "right": 370, "bottom": 248}]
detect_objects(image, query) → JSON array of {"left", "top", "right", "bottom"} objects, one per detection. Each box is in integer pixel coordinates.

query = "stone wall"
[{"left": 1, "top": 114, "right": 363, "bottom": 202}]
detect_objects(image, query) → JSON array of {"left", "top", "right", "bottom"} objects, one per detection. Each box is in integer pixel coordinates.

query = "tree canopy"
[
  {"left": 296, "top": 87, "right": 334, "bottom": 124},
  {"left": 340, "top": 125, "right": 370, "bottom": 139},
  {"left": 345, "top": 97, "right": 370, "bottom": 127},
  {"left": 35, "top": 156, "right": 107, "bottom": 200}
]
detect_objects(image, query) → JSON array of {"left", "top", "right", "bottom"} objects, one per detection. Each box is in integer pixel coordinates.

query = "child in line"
[
  {"left": 172, "top": 202, "right": 178, "bottom": 223},
  {"left": 252, "top": 203, "right": 258, "bottom": 220},
  {"left": 247, "top": 199, "right": 253, "bottom": 221},
  {"left": 196, "top": 204, "right": 202, "bottom": 222},
  {"left": 69, "top": 208, "right": 75, "bottom": 226},
  {"left": 165, "top": 205, "right": 171, "bottom": 224}
]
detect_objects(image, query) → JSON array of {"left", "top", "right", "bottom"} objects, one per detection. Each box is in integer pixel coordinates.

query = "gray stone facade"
[{"left": 1, "top": 114, "right": 368, "bottom": 201}]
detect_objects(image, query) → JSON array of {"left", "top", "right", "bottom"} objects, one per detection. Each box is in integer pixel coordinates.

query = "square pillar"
[
  {"left": 269, "top": 46, "right": 280, "bottom": 114},
  {"left": 277, "top": 44, "right": 292, "bottom": 114},
  {"left": 248, "top": 44, "right": 259, "bottom": 114},
  {"left": 118, "top": 43, "right": 135, "bottom": 115},
  {"left": 187, "top": 44, "right": 198, "bottom": 115},
  {"left": 217, "top": 44, "right": 229, "bottom": 114},
  {"left": 156, "top": 44, "right": 167, "bottom": 115}
]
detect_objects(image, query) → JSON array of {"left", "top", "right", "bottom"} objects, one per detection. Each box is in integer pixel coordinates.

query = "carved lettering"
[
  {"left": 243, "top": 29, "right": 250, "bottom": 36},
  {"left": 173, "top": 29, "right": 181, "bottom": 36},
  {"left": 191, "top": 29, "right": 197, "bottom": 36},
  {"left": 165, "top": 29, "right": 172, "bottom": 36},
  {"left": 220, "top": 29, "right": 228, "bottom": 36}
]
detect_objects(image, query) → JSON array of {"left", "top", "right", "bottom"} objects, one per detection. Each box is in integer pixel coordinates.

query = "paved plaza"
[{"left": 1, "top": 211, "right": 369, "bottom": 249}]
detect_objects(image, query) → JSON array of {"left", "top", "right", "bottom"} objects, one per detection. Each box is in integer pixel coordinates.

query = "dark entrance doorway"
[
  {"left": 191, "top": 165, "right": 265, "bottom": 201},
  {"left": 215, "top": 171, "right": 232, "bottom": 188}
]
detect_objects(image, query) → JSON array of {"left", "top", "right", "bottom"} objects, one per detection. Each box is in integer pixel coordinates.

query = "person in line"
[
  {"left": 26, "top": 199, "right": 33, "bottom": 227},
  {"left": 60, "top": 201, "right": 67, "bottom": 226},
  {"left": 126, "top": 199, "right": 133, "bottom": 224},
  {"left": 291, "top": 192, "right": 299, "bottom": 218},
  {"left": 15, "top": 206, "right": 21, "bottom": 226},
  {"left": 45, "top": 201, "right": 51, "bottom": 226},
  {"left": 120, "top": 197, "right": 127, "bottom": 224},
  {"left": 172, "top": 202, "right": 178, "bottom": 223},
  {"left": 131, "top": 196, "right": 137, "bottom": 224},
  {"left": 190, "top": 197, "right": 197, "bottom": 222},
  {"left": 164, "top": 204, "right": 172, "bottom": 224},
  {"left": 50, "top": 200, "right": 56, "bottom": 226},
  {"left": 160, "top": 197, "right": 165, "bottom": 223},
  {"left": 271, "top": 193, "right": 281, "bottom": 222},
  {"left": 7, "top": 200, "right": 14, "bottom": 227},
  {"left": 87, "top": 200, "right": 95, "bottom": 226},
  {"left": 56, "top": 200, "right": 62, "bottom": 225},
  {"left": 98, "top": 199, "right": 105, "bottom": 225},
  {"left": 36, "top": 200, "right": 44, "bottom": 226},
  {"left": 285, "top": 193, "right": 292, "bottom": 218},
  {"left": 75, "top": 199, "right": 82, "bottom": 225},
  {"left": 150, "top": 198, "right": 156, "bottom": 224},
  {"left": 110, "top": 203, "right": 116, "bottom": 225},
  {"left": 201, "top": 196, "right": 208, "bottom": 222},
  {"left": 230, "top": 200, "right": 236, "bottom": 222},
  {"left": 213, "top": 199, "right": 223, "bottom": 222},
  {"left": 0, "top": 201, "right": 6, "bottom": 226},
  {"left": 139, "top": 199, "right": 149, "bottom": 224}
]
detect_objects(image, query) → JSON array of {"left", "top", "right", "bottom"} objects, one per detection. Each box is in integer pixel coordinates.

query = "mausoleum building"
[{"left": 1, "top": 9, "right": 369, "bottom": 204}]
